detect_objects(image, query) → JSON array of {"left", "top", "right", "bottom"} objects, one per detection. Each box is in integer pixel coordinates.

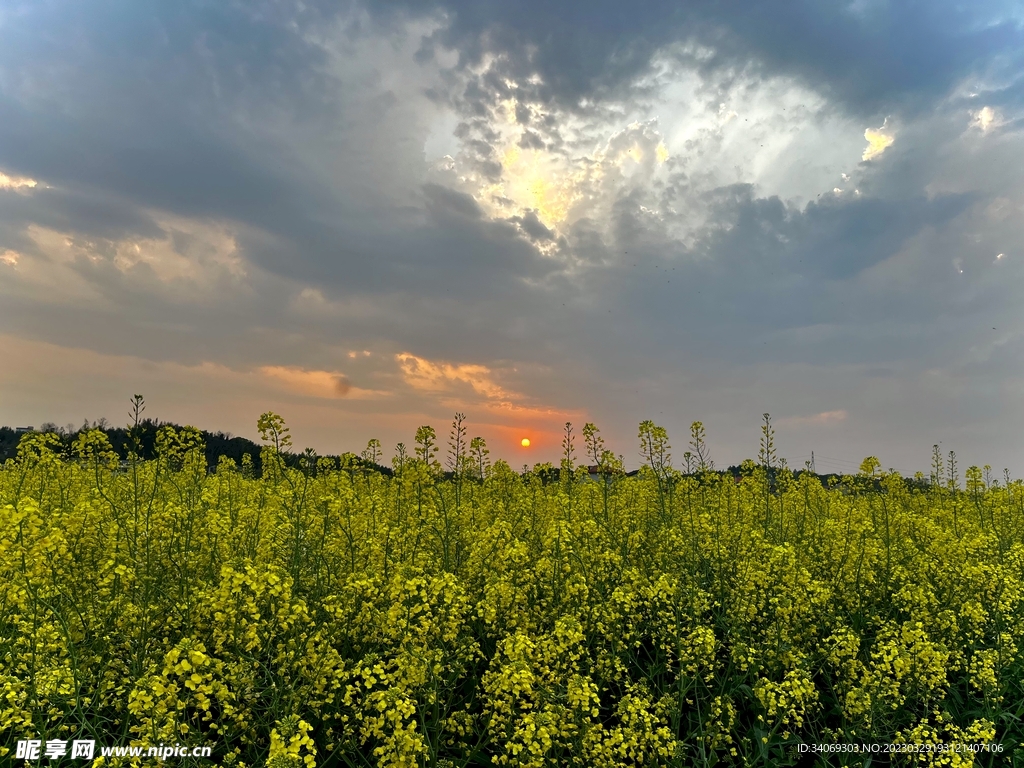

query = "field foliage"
[{"left": 1, "top": 414, "right": 1022, "bottom": 766}]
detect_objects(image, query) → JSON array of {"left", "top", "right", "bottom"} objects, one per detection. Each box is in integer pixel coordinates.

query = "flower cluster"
[{"left": 1, "top": 420, "right": 1022, "bottom": 765}]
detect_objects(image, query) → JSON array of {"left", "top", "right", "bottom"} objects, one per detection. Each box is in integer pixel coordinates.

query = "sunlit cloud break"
[
  {"left": 0, "top": 170, "right": 38, "bottom": 190},
  {"left": 396, "top": 353, "right": 518, "bottom": 403},
  {"left": 970, "top": 106, "right": 1000, "bottom": 133},
  {"left": 862, "top": 120, "right": 894, "bottom": 161}
]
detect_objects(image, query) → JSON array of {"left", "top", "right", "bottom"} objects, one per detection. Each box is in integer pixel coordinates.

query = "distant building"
[{"left": 14, "top": 426, "right": 34, "bottom": 434}]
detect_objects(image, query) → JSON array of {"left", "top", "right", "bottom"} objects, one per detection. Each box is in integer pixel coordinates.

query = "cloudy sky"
[{"left": 1, "top": 0, "right": 1022, "bottom": 475}]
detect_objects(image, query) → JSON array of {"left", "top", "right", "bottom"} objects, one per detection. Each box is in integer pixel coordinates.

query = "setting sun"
[{"left": 521, "top": 438, "right": 530, "bottom": 447}]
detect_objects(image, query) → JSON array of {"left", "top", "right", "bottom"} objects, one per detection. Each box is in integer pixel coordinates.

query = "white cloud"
[
  {"left": 862, "top": 119, "right": 895, "bottom": 160},
  {"left": 970, "top": 106, "right": 999, "bottom": 133},
  {"left": 441, "top": 51, "right": 870, "bottom": 250}
]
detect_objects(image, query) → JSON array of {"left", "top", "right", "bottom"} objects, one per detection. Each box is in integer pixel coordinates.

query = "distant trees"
[{"left": 0, "top": 418, "right": 371, "bottom": 477}]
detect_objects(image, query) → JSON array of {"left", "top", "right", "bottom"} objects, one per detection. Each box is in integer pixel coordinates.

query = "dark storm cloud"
[
  {"left": 0, "top": 0, "right": 337, "bottom": 117},
  {"left": 508, "top": 211, "right": 555, "bottom": 242},
  {"left": 222, "top": 182, "right": 559, "bottom": 302},
  {"left": 375, "top": 0, "right": 1023, "bottom": 116},
  {"left": 0, "top": 0, "right": 1015, "bottom": 320},
  {"left": 0, "top": 97, "right": 333, "bottom": 242},
  {"left": 4, "top": 0, "right": 1009, "bottom": 305},
  {"left": 0, "top": 0, "right": 587, "bottom": 302},
  {"left": 0, "top": 1, "right": 363, "bottom": 258},
  {"left": 526, "top": 177, "right": 1002, "bottom": 380},
  {"left": 0, "top": 186, "right": 163, "bottom": 246},
  {"left": 703, "top": 188, "right": 975, "bottom": 282}
]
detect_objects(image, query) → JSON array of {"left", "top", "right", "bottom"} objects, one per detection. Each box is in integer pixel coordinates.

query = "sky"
[{"left": 1, "top": 0, "right": 1022, "bottom": 476}]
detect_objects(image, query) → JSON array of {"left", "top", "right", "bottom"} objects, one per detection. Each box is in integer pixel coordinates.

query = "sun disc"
[{"left": 521, "top": 438, "right": 531, "bottom": 447}]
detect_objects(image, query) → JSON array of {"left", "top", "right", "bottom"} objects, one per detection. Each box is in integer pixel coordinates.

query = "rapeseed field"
[{"left": 1, "top": 414, "right": 1021, "bottom": 766}]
